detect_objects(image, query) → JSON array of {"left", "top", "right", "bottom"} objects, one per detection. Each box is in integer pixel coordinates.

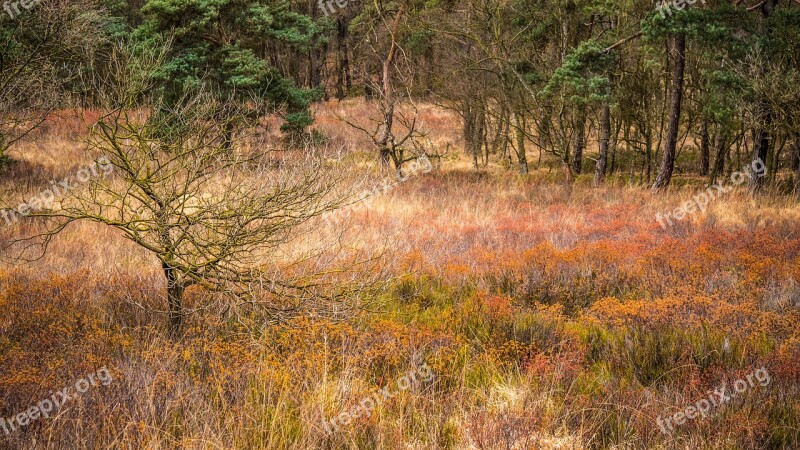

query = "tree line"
[{"left": 2, "top": 0, "right": 800, "bottom": 192}]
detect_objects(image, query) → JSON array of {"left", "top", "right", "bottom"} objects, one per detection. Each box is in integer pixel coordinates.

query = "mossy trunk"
[{"left": 163, "top": 261, "right": 185, "bottom": 335}]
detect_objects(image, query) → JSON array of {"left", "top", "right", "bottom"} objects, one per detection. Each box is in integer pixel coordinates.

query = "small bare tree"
[
  {"left": 345, "top": 1, "right": 449, "bottom": 177},
  {"left": 19, "top": 92, "right": 360, "bottom": 332},
  {"left": 339, "top": 103, "right": 443, "bottom": 178}
]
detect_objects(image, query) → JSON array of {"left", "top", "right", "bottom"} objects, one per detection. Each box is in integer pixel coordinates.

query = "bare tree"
[
  {"left": 19, "top": 95, "right": 362, "bottom": 333},
  {"left": 10, "top": 44, "right": 374, "bottom": 333},
  {"left": 346, "top": 2, "right": 447, "bottom": 176}
]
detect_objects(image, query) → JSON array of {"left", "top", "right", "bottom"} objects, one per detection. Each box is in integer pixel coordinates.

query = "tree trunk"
[
  {"left": 463, "top": 101, "right": 483, "bottom": 170},
  {"left": 645, "top": 129, "right": 652, "bottom": 184},
  {"left": 377, "top": 5, "right": 405, "bottom": 170},
  {"left": 477, "top": 108, "right": 486, "bottom": 167},
  {"left": 463, "top": 102, "right": 473, "bottom": 157},
  {"left": 609, "top": 129, "right": 617, "bottom": 175},
  {"left": 749, "top": 0, "right": 780, "bottom": 193},
  {"left": 163, "top": 261, "right": 185, "bottom": 335},
  {"left": 700, "top": 119, "right": 710, "bottom": 176},
  {"left": 501, "top": 115, "right": 512, "bottom": 167},
  {"left": 424, "top": 46, "right": 435, "bottom": 95},
  {"left": 709, "top": 128, "right": 728, "bottom": 185},
  {"left": 652, "top": 33, "right": 686, "bottom": 193},
  {"left": 572, "top": 108, "right": 585, "bottom": 174},
  {"left": 594, "top": 103, "right": 611, "bottom": 187},
  {"left": 0, "top": 133, "right": 6, "bottom": 165},
  {"left": 562, "top": 138, "right": 573, "bottom": 183},
  {"left": 749, "top": 110, "right": 771, "bottom": 193},
  {"left": 335, "top": 18, "right": 349, "bottom": 100},
  {"left": 792, "top": 135, "right": 800, "bottom": 172},
  {"left": 492, "top": 107, "right": 510, "bottom": 156},
  {"left": 793, "top": 136, "right": 800, "bottom": 198},
  {"left": 769, "top": 133, "right": 782, "bottom": 184},
  {"left": 513, "top": 112, "right": 528, "bottom": 175},
  {"left": 305, "top": 0, "right": 323, "bottom": 90}
]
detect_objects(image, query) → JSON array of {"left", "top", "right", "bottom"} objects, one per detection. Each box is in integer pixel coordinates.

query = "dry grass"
[{"left": 0, "top": 100, "right": 798, "bottom": 449}]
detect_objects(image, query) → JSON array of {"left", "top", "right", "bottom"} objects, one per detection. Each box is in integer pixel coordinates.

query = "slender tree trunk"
[
  {"left": 492, "top": 107, "right": 509, "bottom": 155},
  {"left": 483, "top": 135, "right": 489, "bottom": 167},
  {"left": 700, "top": 119, "right": 710, "bottom": 176},
  {"left": 424, "top": 47, "right": 435, "bottom": 95},
  {"left": 710, "top": 128, "right": 728, "bottom": 185},
  {"left": 769, "top": 134, "right": 783, "bottom": 184},
  {"left": 732, "top": 130, "right": 742, "bottom": 177},
  {"left": 645, "top": 127, "right": 653, "bottom": 184},
  {"left": 502, "top": 119, "right": 512, "bottom": 167},
  {"left": 652, "top": 33, "right": 687, "bottom": 192},
  {"left": 305, "top": 0, "right": 322, "bottom": 90},
  {"left": 307, "top": 48, "right": 323, "bottom": 89},
  {"left": 749, "top": 110, "right": 771, "bottom": 193},
  {"left": 464, "top": 101, "right": 484, "bottom": 170},
  {"left": 513, "top": 112, "right": 528, "bottom": 175},
  {"left": 377, "top": 6, "right": 405, "bottom": 170},
  {"left": 572, "top": 107, "right": 585, "bottom": 174},
  {"left": 463, "top": 101, "right": 475, "bottom": 168},
  {"left": 0, "top": 134, "right": 6, "bottom": 165},
  {"left": 793, "top": 136, "right": 800, "bottom": 198},
  {"left": 477, "top": 106, "right": 486, "bottom": 168},
  {"left": 378, "top": 103, "right": 395, "bottom": 168},
  {"left": 335, "top": 18, "right": 350, "bottom": 100},
  {"left": 610, "top": 118, "right": 620, "bottom": 177},
  {"left": 594, "top": 103, "right": 611, "bottom": 187},
  {"left": 749, "top": 0, "right": 780, "bottom": 193},
  {"left": 792, "top": 136, "right": 800, "bottom": 172}
]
